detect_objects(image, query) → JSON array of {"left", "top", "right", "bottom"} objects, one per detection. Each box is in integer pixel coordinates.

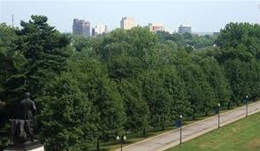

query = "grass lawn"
[{"left": 166, "top": 112, "right": 260, "bottom": 151}]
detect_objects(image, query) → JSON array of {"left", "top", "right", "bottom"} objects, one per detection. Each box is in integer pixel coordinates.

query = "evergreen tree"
[{"left": 15, "top": 15, "right": 72, "bottom": 97}]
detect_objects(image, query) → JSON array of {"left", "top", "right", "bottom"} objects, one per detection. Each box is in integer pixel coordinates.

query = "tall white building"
[
  {"left": 92, "top": 25, "right": 108, "bottom": 36},
  {"left": 120, "top": 17, "right": 136, "bottom": 30}
]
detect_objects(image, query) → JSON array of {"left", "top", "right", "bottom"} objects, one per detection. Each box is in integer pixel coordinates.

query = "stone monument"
[{"left": 4, "top": 92, "right": 44, "bottom": 151}]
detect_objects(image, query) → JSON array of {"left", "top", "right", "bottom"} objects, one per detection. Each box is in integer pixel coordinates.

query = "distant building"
[
  {"left": 120, "top": 17, "right": 136, "bottom": 30},
  {"left": 148, "top": 23, "right": 164, "bottom": 32},
  {"left": 92, "top": 25, "right": 108, "bottom": 36},
  {"left": 178, "top": 24, "right": 192, "bottom": 34},
  {"left": 73, "top": 19, "right": 90, "bottom": 36},
  {"left": 164, "top": 29, "right": 175, "bottom": 34}
]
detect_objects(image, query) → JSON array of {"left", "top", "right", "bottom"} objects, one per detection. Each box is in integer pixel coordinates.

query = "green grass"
[{"left": 166, "top": 112, "right": 260, "bottom": 151}]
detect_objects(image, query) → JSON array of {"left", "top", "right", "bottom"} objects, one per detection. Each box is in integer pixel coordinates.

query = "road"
[{"left": 115, "top": 101, "right": 260, "bottom": 151}]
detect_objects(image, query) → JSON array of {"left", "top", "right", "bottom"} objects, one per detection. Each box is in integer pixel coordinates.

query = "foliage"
[
  {"left": 1, "top": 17, "right": 260, "bottom": 150},
  {"left": 118, "top": 79, "right": 149, "bottom": 133},
  {"left": 156, "top": 31, "right": 217, "bottom": 49},
  {"left": 15, "top": 15, "right": 72, "bottom": 97},
  {"left": 37, "top": 73, "right": 97, "bottom": 150},
  {"left": 68, "top": 50, "right": 126, "bottom": 146}
]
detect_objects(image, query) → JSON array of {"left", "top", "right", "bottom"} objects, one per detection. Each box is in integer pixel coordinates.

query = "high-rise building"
[
  {"left": 120, "top": 17, "right": 136, "bottom": 30},
  {"left": 92, "top": 25, "right": 108, "bottom": 36},
  {"left": 148, "top": 23, "right": 164, "bottom": 32},
  {"left": 178, "top": 24, "right": 192, "bottom": 34},
  {"left": 73, "top": 19, "right": 90, "bottom": 36}
]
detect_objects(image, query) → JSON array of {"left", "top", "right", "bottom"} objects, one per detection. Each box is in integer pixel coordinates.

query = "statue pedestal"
[{"left": 4, "top": 140, "right": 44, "bottom": 151}]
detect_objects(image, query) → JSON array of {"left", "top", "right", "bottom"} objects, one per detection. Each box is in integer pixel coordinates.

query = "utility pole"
[{"left": 12, "top": 15, "right": 14, "bottom": 28}]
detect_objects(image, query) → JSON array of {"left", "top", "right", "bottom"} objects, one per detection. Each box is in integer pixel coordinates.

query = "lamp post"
[
  {"left": 179, "top": 114, "right": 183, "bottom": 145},
  {"left": 116, "top": 135, "right": 127, "bottom": 151},
  {"left": 246, "top": 95, "right": 248, "bottom": 118},
  {"left": 218, "top": 103, "right": 220, "bottom": 129}
]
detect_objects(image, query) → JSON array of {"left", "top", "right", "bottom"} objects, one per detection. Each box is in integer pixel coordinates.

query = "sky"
[{"left": 0, "top": 0, "right": 259, "bottom": 33}]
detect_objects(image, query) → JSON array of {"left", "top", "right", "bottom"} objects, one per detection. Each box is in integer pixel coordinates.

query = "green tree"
[
  {"left": 37, "top": 73, "right": 97, "bottom": 151},
  {"left": 248, "top": 60, "right": 260, "bottom": 99},
  {"left": 0, "top": 23, "right": 25, "bottom": 100},
  {"left": 142, "top": 70, "right": 171, "bottom": 130},
  {"left": 15, "top": 15, "right": 72, "bottom": 97},
  {"left": 197, "top": 55, "right": 231, "bottom": 108},
  {"left": 0, "top": 23, "right": 27, "bottom": 149},
  {"left": 161, "top": 66, "right": 191, "bottom": 118},
  {"left": 176, "top": 54, "right": 216, "bottom": 119},
  {"left": 216, "top": 22, "right": 260, "bottom": 59},
  {"left": 224, "top": 59, "right": 250, "bottom": 105},
  {"left": 118, "top": 79, "right": 149, "bottom": 135},
  {"left": 68, "top": 50, "right": 126, "bottom": 150}
]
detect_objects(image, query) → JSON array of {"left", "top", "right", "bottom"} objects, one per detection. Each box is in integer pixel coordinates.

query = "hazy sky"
[{"left": 0, "top": 0, "right": 259, "bottom": 33}]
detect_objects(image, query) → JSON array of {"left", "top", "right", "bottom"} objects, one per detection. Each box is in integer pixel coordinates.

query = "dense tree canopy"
[{"left": 0, "top": 16, "right": 260, "bottom": 150}]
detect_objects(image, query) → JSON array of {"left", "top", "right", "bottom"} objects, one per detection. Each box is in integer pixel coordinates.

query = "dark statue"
[
  {"left": 21, "top": 92, "right": 37, "bottom": 121},
  {"left": 10, "top": 119, "right": 33, "bottom": 144},
  {"left": 5, "top": 92, "right": 43, "bottom": 150},
  {"left": 10, "top": 92, "right": 37, "bottom": 146}
]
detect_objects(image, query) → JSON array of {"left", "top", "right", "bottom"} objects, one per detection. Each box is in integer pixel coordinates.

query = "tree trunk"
[
  {"left": 161, "top": 125, "right": 165, "bottom": 131},
  {"left": 142, "top": 127, "right": 146, "bottom": 136},
  {"left": 96, "top": 137, "right": 100, "bottom": 151},
  {"left": 227, "top": 101, "right": 231, "bottom": 109}
]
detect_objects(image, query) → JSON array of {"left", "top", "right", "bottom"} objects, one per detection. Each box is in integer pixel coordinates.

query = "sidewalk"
[{"left": 115, "top": 101, "right": 260, "bottom": 151}]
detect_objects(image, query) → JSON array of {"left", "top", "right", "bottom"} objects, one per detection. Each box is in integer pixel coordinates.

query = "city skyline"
[{"left": 0, "top": 0, "right": 259, "bottom": 33}]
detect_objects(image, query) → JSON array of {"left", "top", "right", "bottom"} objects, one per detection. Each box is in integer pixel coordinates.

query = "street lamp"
[
  {"left": 179, "top": 114, "right": 183, "bottom": 145},
  {"left": 245, "top": 95, "right": 249, "bottom": 118},
  {"left": 116, "top": 135, "right": 127, "bottom": 151},
  {"left": 217, "top": 103, "right": 220, "bottom": 129}
]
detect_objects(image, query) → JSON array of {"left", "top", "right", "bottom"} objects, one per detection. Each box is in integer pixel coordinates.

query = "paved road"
[{"left": 115, "top": 101, "right": 260, "bottom": 151}]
